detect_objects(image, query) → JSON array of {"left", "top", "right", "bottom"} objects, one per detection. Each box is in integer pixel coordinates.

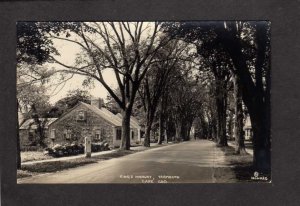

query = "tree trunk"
[
  {"left": 16, "top": 100, "right": 21, "bottom": 169},
  {"left": 144, "top": 108, "right": 155, "bottom": 147},
  {"left": 175, "top": 121, "right": 182, "bottom": 142},
  {"left": 215, "top": 80, "right": 228, "bottom": 146},
  {"left": 120, "top": 109, "right": 131, "bottom": 150},
  {"left": 181, "top": 123, "right": 186, "bottom": 141},
  {"left": 249, "top": 104, "right": 271, "bottom": 173},
  {"left": 187, "top": 125, "right": 191, "bottom": 140},
  {"left": 158, "top": 111, "right": 164, "bottom": 144},
  {"left": 31, "top": 104, "right": 46, "bottom": 148},
  {"left": 233, "top": 74, "right": 246, "bottom": 154},
  {"left": 164, "top": 121, "right": 168, "bottom": 143},
  {"left": 227, "top": 110, "right": 233, "bottom": 140},
  {"left": 199, "top": 113, "right": 208, "bottom": 139},
  {"left": 157, "top": 98, "right": 165, "bottom": 144},
  {"left": 143, "top": 120, "right": 152, "bottom": 147},
  {"left": 211, "top": 117, "right": 217, "bottom": 141}
]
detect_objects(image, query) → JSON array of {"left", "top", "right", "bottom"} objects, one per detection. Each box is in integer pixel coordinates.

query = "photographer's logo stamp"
[{"left": 251, "top": 171, "right": 268, "bottom": 181}]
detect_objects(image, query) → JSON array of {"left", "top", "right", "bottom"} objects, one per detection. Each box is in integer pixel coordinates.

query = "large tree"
[
  {"left": 214, "top": 22, "right": 271, "bottom": 172},
  {"left": 17, "top": 22, "right": 56, "bottom": 168},
  {"left": 232, "top": 72, "right": 246, "bottom": 154},
  {"left": 17, "top": 22, "right": 58, "bottom": 64},
  {"left": 46, "top": 22, "right": 172, "bottom": 150}
]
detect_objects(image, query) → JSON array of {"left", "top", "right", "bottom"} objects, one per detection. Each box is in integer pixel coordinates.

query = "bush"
[
  {"left": 44, "top": 142, "right": 109, "bottom": 158},
  {"left": 44, "top": 143, "right": 84, "bottom": 157},
  {"left": 91, "top": 142, "right": 110, "bottom": 152}
]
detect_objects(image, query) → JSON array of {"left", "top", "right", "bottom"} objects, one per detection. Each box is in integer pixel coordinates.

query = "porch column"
[
  {"left": 112, "top": 126, "right": 117, "bottom": 146},
  {"left": 138, "top": 128, "right": 141, "bottom": 141}
]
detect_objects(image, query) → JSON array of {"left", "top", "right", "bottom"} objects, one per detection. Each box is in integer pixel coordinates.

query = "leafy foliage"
[{"left": 48, "top": 89, "right": 91, "bottom": 118}]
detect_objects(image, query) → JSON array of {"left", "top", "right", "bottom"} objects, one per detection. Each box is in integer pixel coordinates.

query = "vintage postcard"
[{"left": 16, "top": 21, "right": 271, "bottom": 184}]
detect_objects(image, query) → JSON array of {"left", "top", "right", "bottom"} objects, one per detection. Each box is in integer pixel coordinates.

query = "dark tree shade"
[
  {"left": 16, "top": 21, "right": 81, "bottom": 64},
  {"left": 17, "top": 22, "right": 53, "bottom": 64}
]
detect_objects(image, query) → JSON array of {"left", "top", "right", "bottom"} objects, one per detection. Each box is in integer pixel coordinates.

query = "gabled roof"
[
  {"left": 130, "top": 116, "right": 141, "bottom": 129},
  {"left": 41, "top": 101, "right": 141, "bottom": 129},
  {"left": 20, "top": 118, "right": 58, "bottom": 130},
  {"left": 79, "top": 102, "right": 140, "bottom": 129},
  {"left": 80, "top": 102, "right": 122, "bottom": 126},
  {"left": 116, "top": 113, "right": 141, "bottom": 129}
]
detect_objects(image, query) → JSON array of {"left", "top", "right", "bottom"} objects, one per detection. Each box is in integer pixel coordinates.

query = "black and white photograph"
[{"left": 16, "top": 21, "right": 271, "bottom": 184}]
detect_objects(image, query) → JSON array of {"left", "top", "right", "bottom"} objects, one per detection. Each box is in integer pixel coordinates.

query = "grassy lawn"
[
  {"left": 221, "top": 145, "right": 271, "bottom": 183},
  {"left": 21, "top": 151, "right": 53, "bottom": 163},
  {"left": 18, "top": 150, "right": 138, "bottom": 179},
  {"left": 17, "top": 170, "right": 39, "bottom": 179},
  {"left": 21, "top": 158, "right": 98, "bottom": 173}
]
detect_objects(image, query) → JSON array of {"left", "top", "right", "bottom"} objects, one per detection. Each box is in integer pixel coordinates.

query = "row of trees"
[
  {"left": 162, "top": 21, "right": 270, "bottom": 172},
  {"left": 17, "top": 21, "right": 270, "bottom": 173}
]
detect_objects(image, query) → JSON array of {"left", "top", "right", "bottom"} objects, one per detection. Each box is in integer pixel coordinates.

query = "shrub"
[
  {"left": 44, "top": 142, "right": 108, "bottom": 158},
  {"left": 91, "top": 141, "right": 110, "bottom": 152}
]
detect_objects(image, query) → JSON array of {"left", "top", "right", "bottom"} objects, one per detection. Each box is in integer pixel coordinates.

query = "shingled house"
[
  {"left": 243, "top": 115, "right": 252, "bottom": 141},
  {"left": 19, "top": 99, "right": 141, "bottom": 148},
  {"left": 19, "top": 99, "right": 141, "bottom": 147},
  {"left": 19, "top": 118, "right": 58, "bottom": 149}
]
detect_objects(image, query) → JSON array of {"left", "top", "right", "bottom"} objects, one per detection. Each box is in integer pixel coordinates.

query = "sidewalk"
[
  {"left": 227, "top": 141, "right": 253, "bottom": 156},
  {"left": 22, "top": 143, "right": 169, "bottom": 165}
]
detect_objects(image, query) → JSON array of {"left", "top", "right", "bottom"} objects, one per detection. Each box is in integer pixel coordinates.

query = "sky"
[
  {"left": 44, "top": 22, "right": 157, "bottom": 105},
  {"left": 46, "top": 68, "right": 117, "bottom": 104},
  {"left": 45, "top": 34, "right": 118, "bottom": 104}
]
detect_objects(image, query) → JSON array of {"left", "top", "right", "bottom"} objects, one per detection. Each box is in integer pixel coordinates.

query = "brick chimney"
[{"left": 91, "top": 98, "right": 104, "bottom": 109}]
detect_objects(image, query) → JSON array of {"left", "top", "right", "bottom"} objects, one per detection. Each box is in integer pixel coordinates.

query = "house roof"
[
  {"left": 20, "top": 118, "right": 58, "bottom": 130},
  {"left": 130, "top": 116, "right": 141, "bottom": 129},
  {"left": 116, "top": 113, "right": 141, "bottom": 129},
  {"left": 80, "top": 102, "right": 140, "bottom": 129}
]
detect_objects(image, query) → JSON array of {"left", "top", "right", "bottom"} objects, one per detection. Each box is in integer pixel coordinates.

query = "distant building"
[
  {"left": 243, "top": 115, "right": 252, "bottom": 141},
  {"left": 19, "top": 99, "right": 141, "bottom": 148}
]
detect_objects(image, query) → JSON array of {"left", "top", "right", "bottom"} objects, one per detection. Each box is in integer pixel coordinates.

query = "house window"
[
  {"left": 50, "top": 129, "right": 56, "bottom": 139},
  {"left": 116, "top": 129, "right": 122, "bottom": 140},
  {"left": 131, "top": 131, "right": 134, "bottom": 140},
  {"left": 101, "top": 128, "right": 105, "bottom": 139},
  {"left": 77, "top": 110, "right": 86, "bottom": 121},
  {"left": 94, "top": 129, "right": 105, "bottom": 141},
  {"left": 64, "top": 129, "right": 72, "bottom": 140},
  {"left": 101, "top": 128, "right": 105, "bottom": 135},
  {"left": 95, "top": 130, "right": 101, "bottom": 141},
  {"left": 28, "top": 130, "right": 34, "bottom": 142}
]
